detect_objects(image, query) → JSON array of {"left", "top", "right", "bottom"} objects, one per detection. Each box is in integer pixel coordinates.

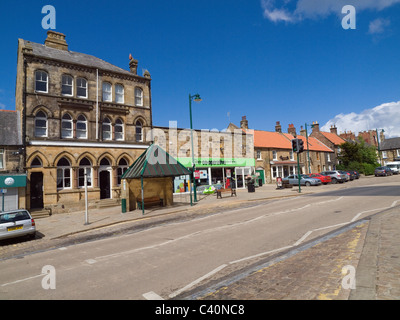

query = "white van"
[{"left": 386, "top": 162, "right": 400, "bottom": 174}]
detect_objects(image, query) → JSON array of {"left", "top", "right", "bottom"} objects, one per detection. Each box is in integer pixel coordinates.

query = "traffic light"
[
  {"left": 292, "top": 139, "right": 299, "bottom": 153},
  {"left": 298, "top": 139, "right": 304, "bottom": 153}
]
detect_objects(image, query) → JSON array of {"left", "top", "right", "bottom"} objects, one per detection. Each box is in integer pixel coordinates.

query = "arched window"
[
  {"left": 62, "top": 75, "right": 73, "bottom": 96},
  {"left": 76, "top": 115, "right": 87, "bottom": 139},
  {"left": 57, "top": 157, "right": 71, "bottom": 189},
  {"left": 31, "top": 157, "right": 43, "bottom": 168},
  {"left": 35, "top": 71, "right": 48, "bottom": 93},
  {"left": 35, "top": 111, "right": 48, "bottom": 137},
  {"left": 76, "top": 78, "right": 87, "bottom": 98},
  {"left": 135, "top": 120, "right": 143, "bottom": 142},
  {"left": 135, "top": 87, "right": 143, "bottom": 106},
  {"left": 115, "top": 84, "right": 124, "bottom": 104},
  {"left": 61, "top": 113, "right": 73, "bottom": 139},
  {"left": 79, "top": 157, "right": 92, "bottom": 187},
  {"left": 102, "top": 117, "right": 112, "bottom": 140},
  {"left": 117, "top": 158, "right": 129, "bottom": 185},
  {"left": 115, "top": 119, "right": 124, "bottom": 141},
  {"left": 100, "top": 158, "right": 111, "bottom": 166},
  {"left": 102, "top": 82, "right": 112, "bottom": 102}
]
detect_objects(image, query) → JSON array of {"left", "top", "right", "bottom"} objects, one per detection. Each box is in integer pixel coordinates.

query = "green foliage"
[{"left": 337, "top": 138, "right": 379, "bottom": 175}]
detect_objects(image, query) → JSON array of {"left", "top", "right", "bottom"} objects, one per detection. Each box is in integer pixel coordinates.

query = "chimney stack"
[
  {"left": 240, "top": 116, "right": 249, "bottom": 130},
  {"left": 44, "top": 31, "right": 68, "bottom": 51},
  {"left": 275, "top": 121, "right": 282, "bottom": 133},
  {"left": 312, "top": 121, "right": 320, "bottom": 133},
  {"left": 129, "top": 54, "right": 139, "bottom": 75},
  {"left": 288, "top": 123, "right": 296, "bottom": 136},
  {"left": 330, "top": 125, "right": 338, "bottom": 135}
]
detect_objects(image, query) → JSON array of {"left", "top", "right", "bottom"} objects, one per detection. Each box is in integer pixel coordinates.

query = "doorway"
[
  {"left": 30, "top": 172, "right": 44, "bottom": 209},
  {"left": 99, "top": 170, "right": 111, "bottom": 199}
]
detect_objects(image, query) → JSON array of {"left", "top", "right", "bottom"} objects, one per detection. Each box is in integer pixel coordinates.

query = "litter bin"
[
  {"left": 258, "top": 179, "right": 263, "bottom": 187},
  {"left": 121, "top": 198, "right": 127, "bottom": 213},
  {"left": 247, "top": 182, "right": 255, "bottom": 193}
]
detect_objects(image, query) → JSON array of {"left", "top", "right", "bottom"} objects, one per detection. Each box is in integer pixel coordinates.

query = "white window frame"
[
  {"left": 102, "top": 82, "right": 112, "bottom": 102},
  {"left": 61, "top": 113, "right": 73, "bottom": 139},
  {"left": 272, "top": 150, "right": 277, "bottom": 161},
  {"left": 35, "top": 70, "right": 48, "bottom": 93},
  {"left": 135, "top": 87, "right": 143, "bottom": 106},
  {"left": 115, "top": 84, "right": 124, "bottom": 104},
  {"left": 382, "top": 151, "right": 388, "bottom": 159},
  {"left": 135, "top": 120, "right": 143, "bottom": 142},
  {"left": 76, "top": 115, "right": 87, "bottom": 139},
  {"left": 256, "top": 150, "right": 262, "bottom": 160},
  {"left": 0, "top": 148, "right": 4, "bottom": 170},
  {"left": 115, "top": 119, "right": 124, "bottom": 141},
  {"left": 78, "top": 158, "right": 92, "bottom": 188},
  {"left": 327, "top": 153, "right": 331, "bottom": 162},
  {"left": 289, "top": 151, "right": 294, "bottom": 161},
  {"left": 57, "top": 158, "right": 72, "bottom": 190},
  {"left": 35, "top": 111, "right": 48, "bottom": 137},
  {"left": 62, "top": 75, "right": 74, "bottom": 96},
  {"left": 76, "top": 78, "right": 88, "bottom": 98},
  {"left": 102, "top": 117, "right": 112, "bottom": 141}
]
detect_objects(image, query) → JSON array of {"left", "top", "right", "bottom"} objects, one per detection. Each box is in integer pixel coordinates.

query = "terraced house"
[{"left": 15, "top": 31, "right": 153, "bottom": 214}]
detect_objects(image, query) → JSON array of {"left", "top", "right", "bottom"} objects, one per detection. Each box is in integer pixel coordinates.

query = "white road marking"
[
  {"left": 1, "top": 273, "right": 44, "bottom": 287},
  {"left": 229, "top": 246, "right": 293, "bottom": 265},
  {"left": 168, "top": 264, "right": 228, "bottom": 298},
  {"left": 143, "top": 291, "right": 164, "bottom": 300}
]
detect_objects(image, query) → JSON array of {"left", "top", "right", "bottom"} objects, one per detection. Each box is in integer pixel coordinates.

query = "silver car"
[
  {"left": 283, "top": 174, "right": 322, "bottom": 186},
  {"left": 0, "top": 210, "right": 36, "bottom": 241}
]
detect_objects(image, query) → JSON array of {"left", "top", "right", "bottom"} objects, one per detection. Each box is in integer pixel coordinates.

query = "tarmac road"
[{"left": 1, "top": 177, "right": 399, "bottom": 300}]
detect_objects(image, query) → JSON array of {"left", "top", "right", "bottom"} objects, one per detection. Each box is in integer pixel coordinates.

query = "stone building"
[
  {"left": 380, "top": 136, "right": 400, "bottom": 164},
  {"left": 152, "top": 122, "right": 255, "bottom": 191},
  {"left": 0, "top": 110, "right": 27, "bottom": 211},
  {"left": 15, "top": 31, "right": 152, "bottom": 214}
]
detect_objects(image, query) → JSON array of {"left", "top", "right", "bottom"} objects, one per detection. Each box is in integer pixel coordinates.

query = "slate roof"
[
  {"left": 122, "top": 144, "right": 191, "bottom": 179},
  {"left": 380, "top": 137, "right": 400, "bottom": 151},
  {"left": 0, "top": 110, "right": 22, "bottom": 146},
  {"left": 23, "top": 39, "right": 134, "bottom": 76}
]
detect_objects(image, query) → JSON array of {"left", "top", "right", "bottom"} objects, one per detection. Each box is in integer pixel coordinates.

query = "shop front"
[
  {"left": 0, "top": 174, "right": 27, "bottom": 212},
  {"left": 173, "top": 157, "right": 255, "bottom": 193}
]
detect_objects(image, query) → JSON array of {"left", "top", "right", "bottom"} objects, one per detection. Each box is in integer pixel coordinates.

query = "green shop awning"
[
  {"left": 0, "top": 174, "right": 27, "bottom": 188},
  {"left": 122, "top": 144, "right": 191, "bottom": 179}
]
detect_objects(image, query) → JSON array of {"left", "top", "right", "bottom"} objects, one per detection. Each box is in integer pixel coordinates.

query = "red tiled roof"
[
  {"left": 253, "top": 130, "right": 292, "bottom": 149},
  {"left": 284, "top": 134, "right": 334, "bottom": 152},
  {"left": 320, "top": 132, "right": 346, "bottom": 146}
]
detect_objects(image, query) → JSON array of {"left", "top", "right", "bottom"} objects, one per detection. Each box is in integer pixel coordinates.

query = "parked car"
[
  {"left": 386, "top": 162, "right": 400, "bottom": 175},
  {"left": 320, "top": 170, "right": 347, "bottom": 184},
  {"left": 308, "top": 173, "right": 332, "bottom": 185},
  {"left": 349, "top": 170, "right": 360, "bottom": 179},
  {"left": 282, "top": 174, "right": 322, "bottom": 186},
  {"left": 340, "top": 170, "right": 354, "bottom": 181},
  {"left": 374, "top": 166, "right": 393, "bottom": 177},
  {"left": 0, "top": 210, "right": 36, "bottom": 241}
]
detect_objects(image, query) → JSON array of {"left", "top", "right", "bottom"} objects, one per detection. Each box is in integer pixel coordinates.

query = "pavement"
[{"left": 1, "top": 177, "right": 399, "bottom": 300}]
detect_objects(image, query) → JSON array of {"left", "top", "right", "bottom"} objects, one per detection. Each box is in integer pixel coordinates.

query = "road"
[{"left": 1, "top": 177, "right": 399, "bottom": 300}]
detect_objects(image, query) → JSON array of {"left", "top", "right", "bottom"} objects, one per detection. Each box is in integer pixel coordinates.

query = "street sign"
[{"left": 0, "top": 189, "right": 7, "bottom": 194}]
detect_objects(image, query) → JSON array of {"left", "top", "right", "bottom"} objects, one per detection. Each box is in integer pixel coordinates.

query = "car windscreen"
[{"left": 0, "top": 211, "right": 31, "bottom": 224}]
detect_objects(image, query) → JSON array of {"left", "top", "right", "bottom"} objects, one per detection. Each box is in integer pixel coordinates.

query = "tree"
[{"left": 337, "top": 138, "right": 379, "bottom": 175}]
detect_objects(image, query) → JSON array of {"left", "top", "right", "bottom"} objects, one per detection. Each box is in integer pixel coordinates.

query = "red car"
[{"left": 309, "top": 173, "right": 332, "bottom": 185}]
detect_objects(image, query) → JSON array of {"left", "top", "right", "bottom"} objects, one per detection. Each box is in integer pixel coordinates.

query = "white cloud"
[
  {"left": 261, "top": 0, "right": 400, "bottom": 23},
  {"left": 321, "top": 101, "right": 400, "bottom": 138},
  {"left": 368, "top": 18, "right": 390, "bottom": 34}
]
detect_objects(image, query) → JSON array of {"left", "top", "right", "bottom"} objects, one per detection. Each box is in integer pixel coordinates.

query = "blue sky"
[{"left": 1, "top": 0, "right": 400, "bottom": 136}]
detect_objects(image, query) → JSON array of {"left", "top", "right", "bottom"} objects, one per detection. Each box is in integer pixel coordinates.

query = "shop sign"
[{"left": 0, "top": 175, "right": 27, "bottom": 188}]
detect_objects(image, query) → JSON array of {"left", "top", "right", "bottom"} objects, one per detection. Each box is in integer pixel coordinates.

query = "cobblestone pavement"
[{"left": 195, "top": 207, "right": 400, "bottom": 300}]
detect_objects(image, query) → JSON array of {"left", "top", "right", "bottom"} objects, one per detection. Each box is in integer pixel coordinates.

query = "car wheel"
[
  {"left": 305, "top": 181, "right": 311, "bottom": 187},
  {"left": 331, "top": 178, "right": 337, "bottom": 184}
]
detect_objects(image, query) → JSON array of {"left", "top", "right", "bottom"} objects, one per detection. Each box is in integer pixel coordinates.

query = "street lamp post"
[
  {"left": 376, "top": 128, "right": 385, "bottom": 166},
  {"left": 189, "top": 93, "right": 202, "bottom": 203}
]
